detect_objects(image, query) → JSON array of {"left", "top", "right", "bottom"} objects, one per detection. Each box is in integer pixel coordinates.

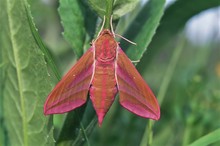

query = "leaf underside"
[{"left": 1, "top": 0, "right": 54, "bottom": 145}]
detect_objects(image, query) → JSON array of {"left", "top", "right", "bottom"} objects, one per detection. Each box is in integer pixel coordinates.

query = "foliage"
[
  {"left": 0, "top": 0, "right": 54, "bottom": 145},
  {"left": 0, "top": 0, "right": 219, "bottom": 146}
]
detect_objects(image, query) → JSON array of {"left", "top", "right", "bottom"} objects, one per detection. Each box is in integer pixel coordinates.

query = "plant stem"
[
  {"left": 80, "top": 122, "right": 90, "bottom": 146},
  {"left": 140, "top": 33, "right": 185, "bottom": 146},
  {"left": 104, "top": 0, "right": 114, "bottom": 29}
]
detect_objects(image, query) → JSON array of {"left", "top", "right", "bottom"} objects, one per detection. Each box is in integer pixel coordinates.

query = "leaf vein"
[{"left": 6, "top": 0, "right": 28, "bottom": 145}]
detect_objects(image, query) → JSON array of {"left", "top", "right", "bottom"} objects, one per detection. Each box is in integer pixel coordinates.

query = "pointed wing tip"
[
  {"left": 43, "top": 102, "right": 54, "bottom": 115},
  {"left": 143, "top": 108, "right": 161, "bottom": 121},
  {"left": 151, "top": 107, "right": 160, "bottom": 120},
  {"left": 43, "top": 98, "right": 53, "bottom": 115},
  {"left": 43, "top": 107, "right": 52, "bottom": 115},
  {"left": 43, "top": 104, "right": 49, "bottom": 115},
  {"left": 120, "top": 101, "right": 161, "bottom": 120},
  {"left": 139, "top": 111, "right": 160, "bottom": 121},
  {"left": 151, "top": 112, "right": 160, "bottom": 121}
]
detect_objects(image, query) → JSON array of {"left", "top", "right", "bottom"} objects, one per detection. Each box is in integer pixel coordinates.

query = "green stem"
[
  {"left": 147, "top": 120, "right": 153, "bottom": 146},
  {"left": 140, "top": 33, "right": 185, "bottom": 146},
  {"left": 80, "top": 122, "right": 90, "bottom": 146},
  {"left": 104, "top": 0, "right": 114, "bottom": 29}
]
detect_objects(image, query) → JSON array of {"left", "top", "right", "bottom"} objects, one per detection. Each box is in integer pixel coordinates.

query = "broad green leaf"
[
  {"left": 58, "top": 0, "right": 86, "bottom": 57},
  {"left": 88, "top": 0, "right": 139, "bottom": 19},
  {"left": 1, "top": 0, "right": 54, "bottom": 145},
  {"left": 189, "top": 128, "right": 220, "bottom": 146},
  {"left": 122, "top": 0, "right": 165, "bottom": 60}
]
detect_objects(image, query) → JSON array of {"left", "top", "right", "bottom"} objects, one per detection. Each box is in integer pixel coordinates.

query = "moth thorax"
[{"left": 95, "top": 35, "right": 117, "bottom": 62}]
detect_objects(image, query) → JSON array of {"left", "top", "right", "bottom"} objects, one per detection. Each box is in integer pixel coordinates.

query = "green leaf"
[
  {"left": 122, "top": 0, "right": 165, "bottom": 60},
  {"left": 88, "top": 0, "right": 139, "bottom": 19},
  {"left": 0, "top": 0, "right": 54, "bottom": 145},
  {"left": 58, "top": 0, "right": 86, "bottom": 57},
  {"left": 88, "top": 0, "right": 105, "bottom": 18},
  {"left": 113, "top": 0, "right": 139, "bottom": 18},
  {"left": 188, "top": 128, "right": 220, "bottom": 146}
]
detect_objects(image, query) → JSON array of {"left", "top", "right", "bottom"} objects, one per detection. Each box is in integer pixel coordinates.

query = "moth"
[{"left": 44, "top": 23, "right": 160, "bottom": 126}]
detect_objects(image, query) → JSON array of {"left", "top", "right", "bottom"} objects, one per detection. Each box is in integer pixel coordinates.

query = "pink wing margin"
[
  {"left": 44, "top": 47, "right": 95, "bottom": 115},
  {"left": 116, "top": 47, "right": 160, "bottom": 120}
]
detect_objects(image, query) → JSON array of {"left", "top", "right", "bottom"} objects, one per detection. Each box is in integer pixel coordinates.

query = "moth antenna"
[
  {"left": 131, "top": 60, "right": 140, "bottom": 63},
  {"left": 115, "top": 34, "right": 137, "bottom": 45},
  {"left": 97, "top": 16, "right": 106, "bottom": 36},
  {"left": 110, "top": 15, "right": 116, "bottom": 37}
]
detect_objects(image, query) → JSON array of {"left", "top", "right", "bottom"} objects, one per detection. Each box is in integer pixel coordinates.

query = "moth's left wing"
[{"left": 44, "top": 47, "right": 94, "bottom": 115}]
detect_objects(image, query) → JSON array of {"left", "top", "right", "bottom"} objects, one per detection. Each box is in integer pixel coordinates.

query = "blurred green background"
[{"left": 0, "top": 0, "right": 220, "bottom": 146}]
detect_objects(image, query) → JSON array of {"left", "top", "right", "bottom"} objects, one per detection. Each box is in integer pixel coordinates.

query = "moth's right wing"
[{"left": 116, "top": 47, "right": 160, "bottom": 120}]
